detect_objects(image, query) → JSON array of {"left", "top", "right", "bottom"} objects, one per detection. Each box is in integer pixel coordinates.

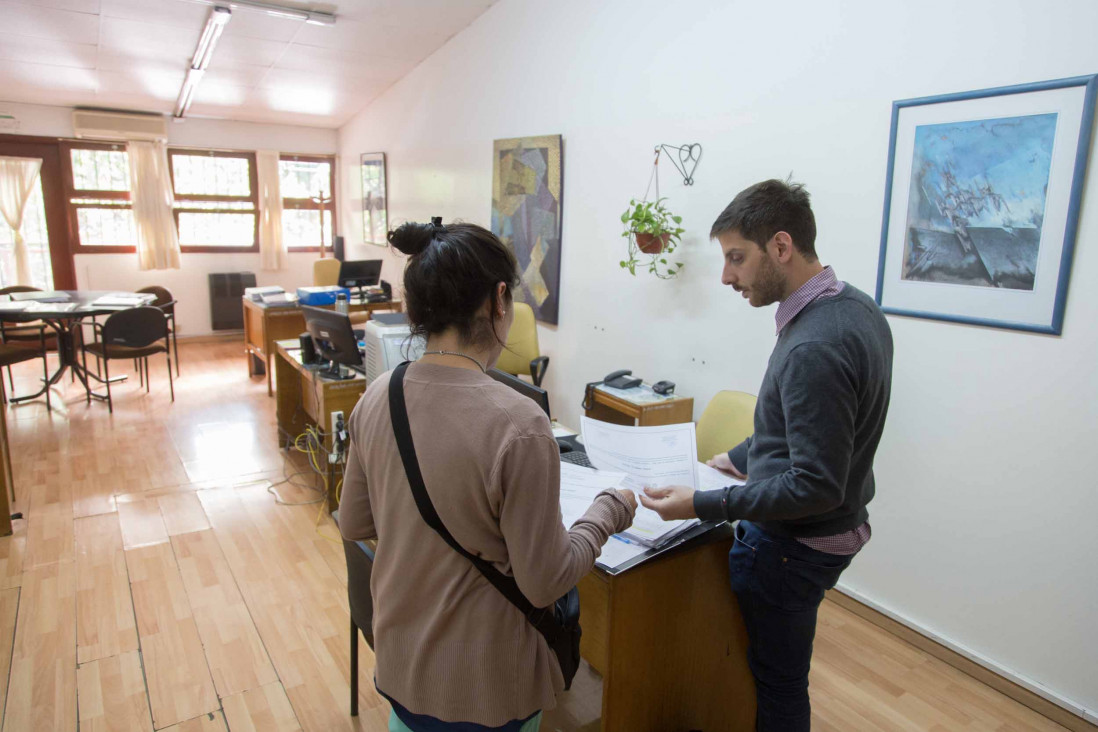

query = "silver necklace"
[{"left": 422, "top": 350, "right": 486, "bottom": 373}]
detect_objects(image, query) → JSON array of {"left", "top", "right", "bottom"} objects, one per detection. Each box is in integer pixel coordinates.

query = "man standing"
[{"left": 640, "top": 179, "right": 893, "bottom": 731}]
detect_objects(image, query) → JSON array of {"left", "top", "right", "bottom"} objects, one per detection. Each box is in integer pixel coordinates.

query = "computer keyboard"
[{"left": 560, "top": 450, "right": 594, "bottom": 468}]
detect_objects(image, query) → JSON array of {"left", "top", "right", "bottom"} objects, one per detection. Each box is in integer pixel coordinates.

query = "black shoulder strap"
[{"left": 388, "top": 362, "right": 546, "bottom": 621}]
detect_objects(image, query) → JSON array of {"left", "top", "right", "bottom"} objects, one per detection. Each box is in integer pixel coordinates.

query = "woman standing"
[{"left": 339, "top": 219, "right": 635, "bottom": 731}]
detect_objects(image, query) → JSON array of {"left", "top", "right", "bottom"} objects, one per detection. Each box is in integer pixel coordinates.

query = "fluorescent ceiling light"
[
  {"left": 174, "top": 6, "right": 231, "bottom": 118},
  {"left": 189, "top": 0, "right": 336, "bottom": 26}
]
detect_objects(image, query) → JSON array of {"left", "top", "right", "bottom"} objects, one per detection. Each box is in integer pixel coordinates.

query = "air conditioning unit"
[{"left": 71, "top": 109, "right": 168, "bottom": 142}]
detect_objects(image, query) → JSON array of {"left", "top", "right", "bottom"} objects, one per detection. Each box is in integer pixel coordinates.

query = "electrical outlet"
[{"left": 330, "top": 410, "right": 344, "bottom": 432}]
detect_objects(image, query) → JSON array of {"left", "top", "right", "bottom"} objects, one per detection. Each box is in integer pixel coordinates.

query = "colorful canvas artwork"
[{"left": 491, "top": 135, "right": 563, "bottom": 324}]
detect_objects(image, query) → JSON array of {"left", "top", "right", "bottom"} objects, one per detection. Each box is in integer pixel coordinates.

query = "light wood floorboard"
[
  {"left": 5, "top": 560, "right": 77, "bottom": 732},
  {"left": 0, "top": 588, "right": 20, "bottom": 730},
  {"left": 222, "top": 681, "right": 304, "bottom": 732},
  {"left": 126, "top": 541, "right": 219, "bottom": 729},
  {"left": 0, "top": 341, "right": 1082, "bottom": 732},
  {"left": 74, "top": 513, "right": 139, "bottom": 664},
  {"left": 76, "top": 650, "right": 153, "bottom": 732},
  {"left": 171, "top": 528, "right": 277, "bottom": 697}
]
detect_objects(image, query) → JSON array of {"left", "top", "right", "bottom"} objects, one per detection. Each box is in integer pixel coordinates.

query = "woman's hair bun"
[{"left": 388, "top": 221, "right": 435, "bottom": 256}]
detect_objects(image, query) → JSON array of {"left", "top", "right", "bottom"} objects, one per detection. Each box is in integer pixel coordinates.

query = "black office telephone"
[
  {"left": 603, "top": 369, "right": 642, "bottom": 389},
  {"left": 582, "top": 369, "right": 642, "bottom": 410}
]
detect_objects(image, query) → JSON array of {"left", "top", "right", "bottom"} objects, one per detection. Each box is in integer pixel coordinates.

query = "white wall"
[
  {"left": 337, "top": 0, "right": 1098, "bottom": 719},
  {"left": 0, "top": 101, "right": 339, "bottom": 336}
]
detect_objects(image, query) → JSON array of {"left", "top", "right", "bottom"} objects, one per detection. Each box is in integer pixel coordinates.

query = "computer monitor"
[
  {"left": 338, "top": 259, "right": 382, "bottom": 289},
  {"left": 301, "top": 305, "right": 362, "bottom": 378},
  {"left": 488, "top": 368, "right": 551, "bottom": 420}
]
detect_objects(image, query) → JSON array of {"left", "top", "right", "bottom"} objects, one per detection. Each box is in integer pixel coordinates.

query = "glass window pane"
[
  {"left": 71, "top": 148, "right": 130, "bottom": 192},
  {"left": 171, "top": 154, "right": 251, "bottom": 197},
  {"left": 178, "top": 212, "right": 255, "bottom": 246},
  {"left": 282, "top": 209, "right": 333, "bottom": 248},
  {"left": 76, "top": 208, "right": 137, "bottom": 246},
  {"left": 279, "top": 159, "right": 331, "bottom": 200}
]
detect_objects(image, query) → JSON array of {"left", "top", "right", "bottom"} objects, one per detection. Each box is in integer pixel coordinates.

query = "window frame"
[
  {"left": 279, "top": 153, "right": 338, "bottom": 254},
  {"left": 62, "top": 140, "right": 137, "bottom": 254},
  {"left": 169, "top": 147, "right": 260, "bottom": 254}
]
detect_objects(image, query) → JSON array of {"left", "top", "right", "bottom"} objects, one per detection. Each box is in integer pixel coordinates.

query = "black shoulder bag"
[{"left": 388, "top": 361, "right": 582, "bottom": 690}]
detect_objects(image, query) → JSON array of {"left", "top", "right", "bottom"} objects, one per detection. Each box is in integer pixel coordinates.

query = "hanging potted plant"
[{"left": 620, "top": 197, "right": 685, "bottom": 279}]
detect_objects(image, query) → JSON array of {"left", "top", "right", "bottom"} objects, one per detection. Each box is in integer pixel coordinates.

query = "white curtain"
[
  {"left": 127, "top": 140, "right": 181, "bottom": 270},
  {"left": 0, "top": 156, "right": 43, "bottom": 286},
  {"left": 256, "top": 150, "right": 286, "bottom": 271}
]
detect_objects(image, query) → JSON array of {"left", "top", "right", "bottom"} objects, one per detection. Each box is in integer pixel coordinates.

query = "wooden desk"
[
  {"left": 577, "top": 528, "right": 755, "bottom": 731},
  {"left": 274, "top": 342, "right": 367, "bottom": 511},
  {"left": 584, "top": 385, "right": 694, "bottom": 427},
  {"left": 244, "top": 297, "right": 401, "bottom": 396}
]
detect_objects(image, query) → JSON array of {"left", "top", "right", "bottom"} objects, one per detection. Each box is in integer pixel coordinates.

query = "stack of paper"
[
  {"left": 93, "top": 294, "right": 147, "bottom": 307},
  {"left": 579, "top": 417, "right": 702, "bottom": 548}
]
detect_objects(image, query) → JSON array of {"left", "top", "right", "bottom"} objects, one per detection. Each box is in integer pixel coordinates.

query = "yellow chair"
[
  {"left": 313, "top": 258, "right": 341, "bottom": 287},
  {"left": 496, "top": 302, "right": 549, "bottom": 386},
  {"left": 696, "top": 390, "right": 757, "bottom": 462}
]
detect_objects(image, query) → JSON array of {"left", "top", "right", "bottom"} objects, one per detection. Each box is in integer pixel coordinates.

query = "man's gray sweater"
[{"left": 694, "top": 285, "right": 893, "bottom": 537}]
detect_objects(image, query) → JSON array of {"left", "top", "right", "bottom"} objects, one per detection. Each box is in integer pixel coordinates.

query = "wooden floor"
[{"left": 0, "top": 340, "right": 1070, "bottom": 732}]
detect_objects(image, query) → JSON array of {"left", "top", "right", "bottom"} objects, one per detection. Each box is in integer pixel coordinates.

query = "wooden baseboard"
[
  {"left": 825, "top": 589, "right": 1096, "bottom": 732},
  {"left": 177, "top": 331, "right": 243, "bottom": 344}
]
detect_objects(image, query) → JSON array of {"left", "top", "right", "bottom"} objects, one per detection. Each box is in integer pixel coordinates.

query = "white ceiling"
[{"left": 0, "top": 0, "right": 497, "bottom": 128}]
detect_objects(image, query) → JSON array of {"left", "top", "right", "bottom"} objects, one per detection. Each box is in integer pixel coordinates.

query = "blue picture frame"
[{"left": 875, "top": 74, "right": 1097, "bottom": 335}]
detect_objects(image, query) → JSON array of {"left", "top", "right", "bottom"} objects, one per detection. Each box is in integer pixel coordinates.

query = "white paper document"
[
  {"left": 558, "top": 462, "right": 628, "bottom": 529},
  {"left": 579, "top": 417, "right": 701, "bottom": 547},
  {"left": 697, "top": 461, "right": 746, "bottom": 491},
  {"left": 92, "top": 294, "right": 147, "bottom": 307}
]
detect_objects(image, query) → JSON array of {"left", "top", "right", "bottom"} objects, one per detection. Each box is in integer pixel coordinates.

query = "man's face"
[{"left": 718, "top": 230, "right": 787, "bottom": 307}]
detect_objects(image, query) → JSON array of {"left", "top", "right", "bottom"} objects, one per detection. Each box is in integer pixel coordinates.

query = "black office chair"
[
  {"left": 0, "top": 285, "right": 58, "bottom": 392},
  {"left": 0, "top": 340, "right": 52, "bottom": 411},
  {"left": 136, "top": 285, "right": 179, "bottom": 376},
  {"left": 82, "top": 306, "right": 174, "bottom": 413},
  {"left": 343, "top": 538, "right": 375, "bottom": 717}
]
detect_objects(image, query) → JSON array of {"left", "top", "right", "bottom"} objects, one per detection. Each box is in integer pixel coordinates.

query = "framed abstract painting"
[
  {"left": 491, "top": 135, "right": 563, "bottom": 324},
  {"left": 876, "top": 74, "right": 1097, "bottom": 334},
  {"left": 361, "top": 152, "right": 387, "bottom": 246}
]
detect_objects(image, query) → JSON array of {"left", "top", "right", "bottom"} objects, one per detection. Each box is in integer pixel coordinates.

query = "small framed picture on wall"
[
  {"left": 876, "top": 74, "right": 1096, "bottom": 334},
  {"left": 361, "top": 152, "right": 387, "bottom": 246}
]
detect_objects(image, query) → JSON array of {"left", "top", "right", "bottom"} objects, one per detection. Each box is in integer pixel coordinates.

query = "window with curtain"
[
  {"left": 0, "top": 171, "right": 53, "bottom": 289},
  {"left": 64, "top": 143, "right": 138, "bottom": 251},
  {"left": 169, "top": 149, "right": 258, "bottom": 251},
  {"left": 279, "top": 155, "right": 335, "bottom": 250}
]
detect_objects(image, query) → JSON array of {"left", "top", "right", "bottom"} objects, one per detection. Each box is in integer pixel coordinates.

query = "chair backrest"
[
  {"left": 342, "top": 539, "right": 375, "bottom": 648},
  {"left": 696, "top": 390, "right": 758, "bottom": 462},
  {"left": 102, "top": 306, "right": 168, "bottom": 349},
  {"left": 313, "top": 258, "right": 341, "bottom": 287},
  {"left": 137, "top": 285, "right": 174, "bottom": 313},
  {"left": 0, "top": 286, "right": 39, "bottom": 296},
  {"left": 495, "top": 302, "right": 540, "bottom": 378}
]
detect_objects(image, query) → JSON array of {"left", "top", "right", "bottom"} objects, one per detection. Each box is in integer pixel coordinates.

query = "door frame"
[{"left": 0, "top": 135, "right": 77, "bottom": 291}]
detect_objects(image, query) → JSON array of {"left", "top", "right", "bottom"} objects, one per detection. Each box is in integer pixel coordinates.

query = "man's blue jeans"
[{"left": 729, "top": 521, "right": 854, "bottom": 732}]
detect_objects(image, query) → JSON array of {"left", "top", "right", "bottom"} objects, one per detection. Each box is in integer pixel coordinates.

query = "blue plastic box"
[{"left": 296, "top": 286, "right": 351, "bottom": 306}]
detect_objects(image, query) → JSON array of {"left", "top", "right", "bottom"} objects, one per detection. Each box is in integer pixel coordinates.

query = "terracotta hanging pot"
[{"left": 635, "top": 232, "right": 671, "bottom": 254}]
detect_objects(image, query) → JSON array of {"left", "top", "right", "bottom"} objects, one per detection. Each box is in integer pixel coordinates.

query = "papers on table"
[
  {"left": 595, "top": 382, "right": 675, "bottom": 405},
  {"left": 92, "top": 294, "right": 147, "bottom": 307},
  {"left": 0, "top": 301, "right": 28, "bottom": 312}
]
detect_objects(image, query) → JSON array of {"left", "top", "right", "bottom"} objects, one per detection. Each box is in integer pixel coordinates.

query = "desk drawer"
[{"left": 577, "top": 570, "right": 610, "bottom": 675}]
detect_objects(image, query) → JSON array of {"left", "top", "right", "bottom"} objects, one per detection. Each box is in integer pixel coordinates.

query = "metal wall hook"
[{"left": 655, "top": 143, "right": 702, "bottom": 186}]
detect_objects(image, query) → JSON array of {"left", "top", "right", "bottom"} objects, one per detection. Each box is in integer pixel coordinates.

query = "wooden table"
[
  {"left": 578, "top": 526, "right": 755, "bottom": 731},
  {"left": 274, "top": 342, "right": 367, "bottom": 511},
  {"left": 584, "top": 385, "right": 694, "bottom": 427},
  {"left": 244, "top": 297, "right": 401, "bottom": 396}
]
